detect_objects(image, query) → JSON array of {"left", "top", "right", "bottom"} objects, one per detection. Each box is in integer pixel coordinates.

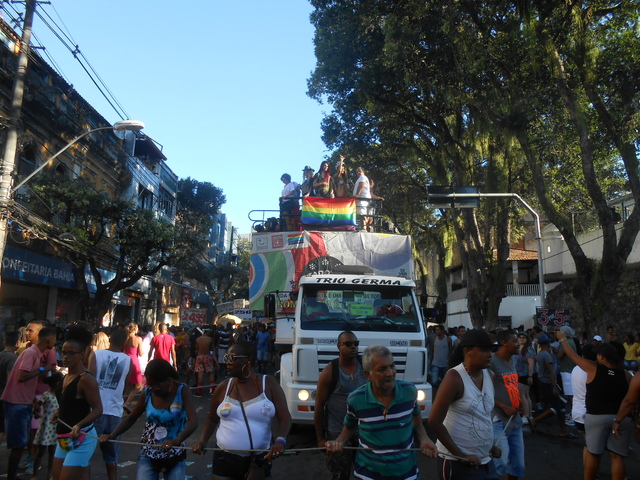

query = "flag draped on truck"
[
  {"left": 249, "top": 231, "right": 413, "bottom": 311},
  {"left": 301, "top": 197, "right": 357, "bottom": 226}
]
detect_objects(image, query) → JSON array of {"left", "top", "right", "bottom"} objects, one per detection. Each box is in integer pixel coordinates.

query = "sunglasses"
[
  {"left": 341, "top": 341, "right": 360, "bottom": 348},
  {"left": 148, "top": 380, "right": 168, "bottom": 392},
  {"left": 223, "top": 354, "right": 248, "bottom": 363},
  {"left": 61, "top": 350, "right": 81, "bottom": 357}
]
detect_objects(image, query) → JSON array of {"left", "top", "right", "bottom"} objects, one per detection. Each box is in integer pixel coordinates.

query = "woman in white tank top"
[
  {"left": 191, "top": 341, "right": 292, "bottom": 480},
  {"left": 429, "top": 329, "right": 500, "bottom": 480}
]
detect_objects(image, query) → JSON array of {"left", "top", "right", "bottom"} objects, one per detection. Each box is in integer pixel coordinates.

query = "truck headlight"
[
  {"left": 417, "top": 389, "right": 426, "bottom": 402},
  {"left": 298, "top": 390, "right": 310, "bottom": 401}
]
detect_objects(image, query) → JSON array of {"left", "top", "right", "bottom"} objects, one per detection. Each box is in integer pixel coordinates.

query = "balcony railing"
[{"left": 505, "top": 284, "right": 540, "bottom": 297}]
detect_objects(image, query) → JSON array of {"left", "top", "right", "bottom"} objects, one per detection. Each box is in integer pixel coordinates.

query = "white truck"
[{"left": 249, "top": 230, "right": 432, "bottom": 423}]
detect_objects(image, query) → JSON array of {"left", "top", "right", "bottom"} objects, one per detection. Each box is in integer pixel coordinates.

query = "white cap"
[{"left": 593, "top": 335, "right": 603, "bottom": 342}]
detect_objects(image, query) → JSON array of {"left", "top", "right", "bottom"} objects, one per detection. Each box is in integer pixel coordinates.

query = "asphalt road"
[{"left": 5, "top": 379, "right": 640, "bottom": 480}]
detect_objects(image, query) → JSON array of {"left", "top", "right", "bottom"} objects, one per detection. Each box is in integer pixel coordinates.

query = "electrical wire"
[
  {"left": 1, "top": 1, "right": 131, "bottom": 121},
  {"left": 33, "top": 7, "right": 129, "bottom": 120}
]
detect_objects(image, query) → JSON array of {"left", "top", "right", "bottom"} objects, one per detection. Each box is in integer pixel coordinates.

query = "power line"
[{"left": 2, "top": 2, "right": 131, "bottom": 121}]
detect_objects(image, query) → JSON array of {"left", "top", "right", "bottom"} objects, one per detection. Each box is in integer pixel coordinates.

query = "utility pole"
[{"left": 0, "top": 0, "right": 37, "bottom": 292}]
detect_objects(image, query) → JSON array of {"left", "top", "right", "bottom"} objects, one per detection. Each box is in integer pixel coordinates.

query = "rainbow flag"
[
  {"left": 287, "top": 232, "right": 304, "bottom": 245},
  {"left": 301, "top": 197, "right": 356, "bottom": 226}
]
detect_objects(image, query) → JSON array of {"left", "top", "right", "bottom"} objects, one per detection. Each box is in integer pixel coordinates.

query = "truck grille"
[{"left": 317, "top": 349, "right": 408, "bottom": 378}]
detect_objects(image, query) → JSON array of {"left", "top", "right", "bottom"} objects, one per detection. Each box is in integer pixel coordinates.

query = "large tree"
[
  {"left": 307, "top": 0, "right": 638, "bottom": 331},
  {"left": 172, "top": 177, "right": 226, "bottom": 286},
  {"left": 25, "top": 175, "right": 175, "bottom": 323},
  {"left": 309, "top": 0, "right": 523, "bottom": 328},
  {"left": 23, "top": 175, "right": 227, "bottom": 325}
]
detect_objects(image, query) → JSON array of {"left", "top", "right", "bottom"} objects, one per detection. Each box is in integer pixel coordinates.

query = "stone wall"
[{"left": 546, "top": 269, "right": 640, "bottom": 339}]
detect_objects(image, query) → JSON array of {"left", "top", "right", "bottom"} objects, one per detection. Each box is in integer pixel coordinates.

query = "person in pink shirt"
[
  {"left": 1, "top": 326, "right": 56, "bottom": 480},
  {"left": 147, "top": 323, "right": 177, "bottom": 370}
]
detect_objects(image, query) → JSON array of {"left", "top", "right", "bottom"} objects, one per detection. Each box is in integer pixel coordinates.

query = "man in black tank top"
[{"left": 314, "top": 331, "right": 367, "bottom": 480}]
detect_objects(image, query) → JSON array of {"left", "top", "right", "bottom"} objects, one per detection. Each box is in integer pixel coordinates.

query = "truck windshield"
[{"left": 300, "top": 285, "right": 420, "bottom": 332}]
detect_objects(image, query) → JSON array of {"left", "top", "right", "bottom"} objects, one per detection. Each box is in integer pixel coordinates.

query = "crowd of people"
[
  {"left": 3, "top": 319, "right": 640, "bottom": 480},
  {"left": 0, "top": 320, "right": 280, "bottom": 480},
  {"left": 424, "top": 323, "right": 640, "bottom": 480},
  {"left": 278, "top": 157, "right": 384, "bottom": 232}
]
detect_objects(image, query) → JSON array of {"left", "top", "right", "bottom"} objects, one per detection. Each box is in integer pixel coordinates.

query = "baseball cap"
[
  {"left": 537, "top": 333, "right": 551, "bottom": 344},
  {"left": 302, "top": 165, "right": 314, "bottom": 171},
  {"left": 459, "top": 329, "right": 493, "bottom": 349},
  {"left": 593, "top": 335, "right": 603, "bottom": 342}
]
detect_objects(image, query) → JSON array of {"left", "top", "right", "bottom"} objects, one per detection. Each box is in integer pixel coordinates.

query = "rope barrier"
[
  {"left": 57, "top": 419, "right": 428, "bottom": 454},
  {"left": 123, "top": 383, "right": 219, "bottom": 399}
]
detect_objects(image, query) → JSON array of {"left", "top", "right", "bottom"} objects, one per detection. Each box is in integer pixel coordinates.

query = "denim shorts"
[
  {"left": 492, "top": 420, "right": 525, "bottom": 477},
  {"left": 94, "top": 414, "right": 122, "bottom": 463},
  {"left": 54, "top": 427, "right": 98, "bottom": 467},
  {"left": 4, "top": 402, "right": 32, "bottom": 449},
  {"left": 137, "top": 450, "right": 186, "bottom": 480}
]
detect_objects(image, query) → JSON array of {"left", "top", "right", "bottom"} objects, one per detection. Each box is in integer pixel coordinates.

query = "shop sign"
[
  {"left": 181, "top": 307, "right": 207, "bottom": 326},
  {"left": 2, "top": 245, "right": 76, "bottom": 289},
  {"left": 234, "top": 308, "right": 252, "bottom": 319}
]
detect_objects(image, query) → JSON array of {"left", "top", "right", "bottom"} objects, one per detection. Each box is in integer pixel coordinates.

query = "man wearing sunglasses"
[{"left": 314, "top": 331, "right": 367, "bottom": 480}]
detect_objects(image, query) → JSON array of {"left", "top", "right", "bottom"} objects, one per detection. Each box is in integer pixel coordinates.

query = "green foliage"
[
  {"left": 173, "top": 177, "right": 226, "bottom": 279},
  {"left": 308, "top": 0, "right": 640, "bottom": 330},
  {"left": 25, "top": 175, "right": 176, "bottom": 323}
]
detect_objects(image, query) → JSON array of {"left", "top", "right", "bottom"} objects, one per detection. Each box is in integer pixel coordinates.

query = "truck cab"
[{"left": 279, "top": 271, "right": 432, "bottom": 423}]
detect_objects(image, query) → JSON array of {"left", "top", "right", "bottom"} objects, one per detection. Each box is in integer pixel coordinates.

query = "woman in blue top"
[{"left": 100, "top": 359, "right": 197, "bottom": 480}]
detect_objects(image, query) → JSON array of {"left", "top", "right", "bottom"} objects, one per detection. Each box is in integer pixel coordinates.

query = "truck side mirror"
[
  {"left": 420, "top": 293, "right": 428, "bottom": 307},
  {"left": 289, "top": 291, "right": 299, "bottom": 302},
  {"left": 264, "top": 294, "right": 276, "bottom": 319}
]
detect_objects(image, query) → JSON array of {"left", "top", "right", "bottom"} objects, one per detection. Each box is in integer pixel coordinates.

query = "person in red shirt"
[
  {"left": 147, "top": 323, "right": 177, "bottom": 370},
  {"left": 1, "top": 327, "right": 56, "bottom": 480}
]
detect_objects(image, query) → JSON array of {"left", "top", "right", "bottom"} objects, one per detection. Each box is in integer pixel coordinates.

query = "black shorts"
[
  {"left": 539, "top": 382, "right": 564, "bottom": 412},
  {"left": 212, "top": 450, "right": 271, "bottom": 480},
  {"left": 280, "top": 200, "right": 297, "bottom": 214}
]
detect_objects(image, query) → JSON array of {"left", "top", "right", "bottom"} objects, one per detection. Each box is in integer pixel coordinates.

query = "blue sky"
[{"left": 10, "top": 0, "right": 329, "bottom": 234}]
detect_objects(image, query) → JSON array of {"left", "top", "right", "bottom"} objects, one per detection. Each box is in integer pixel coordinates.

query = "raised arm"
[{"left": 555, "top": 331, "right": 597, "bottom": 378}]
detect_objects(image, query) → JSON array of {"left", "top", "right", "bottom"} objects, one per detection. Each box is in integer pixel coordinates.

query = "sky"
[{"left": 5, "top": 0, "right": 330, "bottom": 235}]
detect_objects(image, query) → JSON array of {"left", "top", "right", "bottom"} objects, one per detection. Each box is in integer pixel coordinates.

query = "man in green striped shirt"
[{"left": 325, "top": 345, "right": 437, "bottom": 479}]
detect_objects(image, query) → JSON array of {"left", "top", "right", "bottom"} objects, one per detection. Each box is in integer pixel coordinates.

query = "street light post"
[
  {"left": 427, "top": 188, "right": 546, "bottom": 307},
  {"left": 0, "top": 120, "right": 145, "bottom": 292}
]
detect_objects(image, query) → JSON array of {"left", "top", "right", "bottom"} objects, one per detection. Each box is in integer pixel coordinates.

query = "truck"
[{"left": 249, "top": 230, "right": 432, "bottom": 423}]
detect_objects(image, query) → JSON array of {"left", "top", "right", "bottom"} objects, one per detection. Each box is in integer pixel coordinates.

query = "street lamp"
[
  {"left": 11, "top": 120, "right": 145, "bottom": 192},
  {"left": 0, "top": 120, "right": 145, "bottom": 290},
  {"left": 427, "top": 187, "right": 547, "bottom": 307}
]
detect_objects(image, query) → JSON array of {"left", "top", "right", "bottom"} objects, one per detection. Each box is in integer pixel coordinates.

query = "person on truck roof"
[
  {"left": 300, "top": 165, "right": 315, "bottom": 197},
  {"left": 313, "top": 161, "right": 333, "bottom": 198},
  {"left": 280, "top": 173, "right": 299, "bottom": 232},
  {"left": 314, "top": 331, "right": 367, "bottom": 480}
]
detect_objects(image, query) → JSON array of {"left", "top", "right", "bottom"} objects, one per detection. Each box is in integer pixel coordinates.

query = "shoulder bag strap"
[{"left": 235, "top": 387, "right": 255, "bottom": 454}]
